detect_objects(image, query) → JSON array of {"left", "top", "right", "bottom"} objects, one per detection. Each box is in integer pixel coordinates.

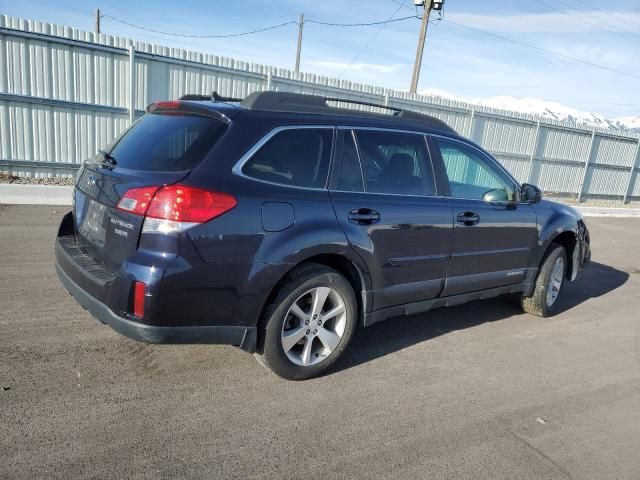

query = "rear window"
[
  {"left": 106, "top": 113, "right": 227, "bottom": 172},
  {"left": 242, "top": 128, "right": 333, "bottom": 188}
]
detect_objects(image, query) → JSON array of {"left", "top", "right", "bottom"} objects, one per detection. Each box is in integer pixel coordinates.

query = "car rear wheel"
[
  {"left": 254, "top": 264, "right": 357, "bottom": 380},
  {"left": 521, "top": 244, "right": 567, "bottom": 317}
]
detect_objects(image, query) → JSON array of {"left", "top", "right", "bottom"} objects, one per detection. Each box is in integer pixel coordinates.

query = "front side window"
[
  {"left": 354, "top": 130, "right": 435, "bottom": 196},
  {"left": 242, "top": 128, "right": 333, "bottom": 188},
  {"left": 433, "top": 137, "right": 516, "bottom": 202}
]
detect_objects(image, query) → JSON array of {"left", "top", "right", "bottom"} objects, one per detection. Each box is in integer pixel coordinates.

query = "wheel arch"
[
  {"left": 551, "top": 231, "right": 577, "bottom": 279},
  {"left": 257, "top": 252, "right": 371, "bottom": 330},
  {"left": 539, "top": 229, "right": 578, "bottom": 281}
]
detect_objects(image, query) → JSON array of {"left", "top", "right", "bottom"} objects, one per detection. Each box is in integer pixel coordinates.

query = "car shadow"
[
  {"left": 553, "top": 261, "right": 630, "bottom": 314},
  {"left": 335, "top": 261, "right": 628, "bottom": 372}
]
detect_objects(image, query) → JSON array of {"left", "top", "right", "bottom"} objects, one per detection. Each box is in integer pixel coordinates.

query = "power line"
[
  {"left": 306, "top": 16, "right": 418, "bottom": 27},
  {"left": 101, "top": 13, "right": 419, "bottom": 39},
  {"left": 568, "top": 0, "right": 640, "bottom": 40},
  {"left": 101, "top": 14, "right": 298, "bottom": 38},
  {"left": 101, "top": 8, "right": 640, "bottom": 82},
  {"left": 441, "top": 19, "right": 640, "bottom": 81},
  {"left": 571, "top": 0, "right": 617, "bottom": 15},
  {"left": 531, "top": 0, "right": 639, "bottom": 43},
  {"left": 336, "top": 1, "right": 408, "bottom": 78},
  {"left": 387, "top": 0, "right": 416, "bottom": 11}
]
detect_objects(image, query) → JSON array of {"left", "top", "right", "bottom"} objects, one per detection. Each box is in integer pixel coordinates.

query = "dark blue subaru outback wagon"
[{"left": 55, "top": 91, "right": 590, "bottom": 379}]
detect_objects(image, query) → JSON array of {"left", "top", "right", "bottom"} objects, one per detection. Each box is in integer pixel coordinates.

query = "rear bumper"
[
  {"left": 54, "top": 211, "right": 257, "bottom": 351},
  {"left": 56, "top": 260, "right": 256, "bottom": 351}
]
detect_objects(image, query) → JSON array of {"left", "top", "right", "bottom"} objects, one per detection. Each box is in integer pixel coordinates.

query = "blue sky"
[{"left": 1, "top": 0, "right": 638, "bottom": 117}]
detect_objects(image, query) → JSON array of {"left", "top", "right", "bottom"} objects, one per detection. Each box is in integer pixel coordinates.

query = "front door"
[
  {"left": 329, "top": 128, "right": 453, "bottom": 311},
  {"left": 429, "top": 135, "right": 538, "bottom": 296}
]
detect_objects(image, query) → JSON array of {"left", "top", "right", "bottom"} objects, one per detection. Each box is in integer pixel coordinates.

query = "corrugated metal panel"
[
  {"left": 494, "top": 156, "right": 529, "bottom": 182},
  {"left": 586, "top": 166, "right": 628, "bottom": 196},
  {"left": 538, "top": 128, "right": 592, "bottom": 163},
  {"left": 0, "top": 98, "right": 128, "bottom": 163},
  {"left": 591, "top": 136, "right": 637, "bottom": 167},
  {"left": 1, "top": 13, "right": 639, "bottom": 203},
  {"left": 531, "top": 160, "right": 583, "bottom": 193},
  {"left": 474, "top": 116, "right": 537, "bottom": 155},
  {"left": 630, "top": 172, "right": 640, "bottom": 197},
  {"left": 3, "top": 36, "right": 30, "bottom": 95}
]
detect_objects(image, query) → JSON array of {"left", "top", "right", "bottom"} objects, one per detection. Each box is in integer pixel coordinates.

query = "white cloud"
[
  {"left": 550, "top": 44, "right": 632, "bottom": 69},
  {"left": 307, "top": 61, "right": 406, "bottom": 75},
  {"left": 447, "top": 10, "right": 640, "bottom": 34}
]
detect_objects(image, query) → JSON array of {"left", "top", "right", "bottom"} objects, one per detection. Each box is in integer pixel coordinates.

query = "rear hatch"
[{"left": 73, "top": 102, "right": 231, "bottom": 271}]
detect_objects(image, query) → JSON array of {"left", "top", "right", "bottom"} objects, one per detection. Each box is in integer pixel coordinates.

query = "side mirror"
[
  {"left": 521, "top": 183, "right": 542, "bottom": 203},
  {"left": 482, "top": 188, "right": 509, "bottom": 203}
]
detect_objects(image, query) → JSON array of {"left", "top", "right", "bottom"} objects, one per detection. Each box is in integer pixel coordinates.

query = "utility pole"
[
  {"left": 95, "top": 8, "right": 101, "bottom": 35},
  {"left": 409, "top": 0, "right": 433, "bottom": 93},
  {"left": 295, "top": 13, "right": 304, "bottom": 74}
]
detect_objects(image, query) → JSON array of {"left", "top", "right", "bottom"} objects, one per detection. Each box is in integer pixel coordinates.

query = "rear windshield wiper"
[{"left": 98, "top": 149, "right": 117, "bottom": 166}]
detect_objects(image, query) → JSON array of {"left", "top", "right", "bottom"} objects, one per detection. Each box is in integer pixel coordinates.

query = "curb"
[
  {"left": 573, "top": 206, "right": 640, "bottom": 218},
  {"left": 0, "top": 184, "right": 73, "bottom": 205},
  {"left": 2, "top": 184, "right": 640, "bottom": 217}
]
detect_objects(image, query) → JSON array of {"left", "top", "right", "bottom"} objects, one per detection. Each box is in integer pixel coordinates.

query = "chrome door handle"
[
  {"left": 348, "top": 208, "right": 380, "bottom": 225},
  {"left": 456, "top": 211, "right": 480, "bottom": 226}
]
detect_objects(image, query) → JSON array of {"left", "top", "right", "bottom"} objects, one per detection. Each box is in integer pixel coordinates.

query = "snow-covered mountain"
[
  {"left": 610, "top": 116, "right": 640, "bottom": 133},
  {"left": 420, "top": 89, "right": 640, "bottom": 134}
]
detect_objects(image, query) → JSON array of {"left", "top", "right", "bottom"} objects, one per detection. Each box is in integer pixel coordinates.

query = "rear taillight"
[
  {"left": 117, "top": 184, "right": 237, "bottom": 234},
  {"left": 116, "top": 186, "right": 159, "bottom": 216}
]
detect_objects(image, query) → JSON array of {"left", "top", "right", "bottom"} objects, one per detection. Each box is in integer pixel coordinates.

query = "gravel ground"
[
  {"left": 0, "top": 173, "right": 75, "bottom": 186},
  {"left": 545, "top": 194, "right": 640, "bottom": 209},
  {"left": 1, "top": 205, "right": 640, "bottom": 479}
]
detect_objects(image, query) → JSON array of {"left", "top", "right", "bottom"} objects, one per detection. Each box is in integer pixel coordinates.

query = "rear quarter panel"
[{"left": 184, "top": 180, "right": 370, "bottom": 326}]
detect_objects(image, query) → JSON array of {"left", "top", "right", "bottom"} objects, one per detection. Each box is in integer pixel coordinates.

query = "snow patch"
[{"left": 419, "top": 89, "right": 640, "bottom": 134}]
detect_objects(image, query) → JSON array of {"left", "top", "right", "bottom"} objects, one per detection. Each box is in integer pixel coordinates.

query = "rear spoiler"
[{"left": 145, "top": 99, "right": 236, "bottom": 123}]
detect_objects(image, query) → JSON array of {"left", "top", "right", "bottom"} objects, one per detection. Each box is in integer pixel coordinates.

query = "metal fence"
[{"left": 1, "top": 14, "right": 639, "bottom": 203}]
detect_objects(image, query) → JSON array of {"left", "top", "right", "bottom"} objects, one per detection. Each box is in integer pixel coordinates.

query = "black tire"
[
  {"left": 521, "top": 244, "right": 567, "bottom": 317},
  {"left": 254, "top": 264, "right": 357, "bottom": 380}
]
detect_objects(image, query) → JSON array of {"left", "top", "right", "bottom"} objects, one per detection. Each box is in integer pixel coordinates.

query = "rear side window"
[
  {"left": 107, "top": 113, "right": 227, "bottom": 172},
  {"left": 355, "top": 130, "right": 435, "bottom": 196},
  {"left": 335, "top": 131, "right": 364, "bottom": 192},
  {"left": 242, "top": 128, "right": 333, "bottom": 188}
]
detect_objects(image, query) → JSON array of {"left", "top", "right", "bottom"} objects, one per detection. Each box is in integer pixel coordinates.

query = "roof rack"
[
  {"left": 239, "top": 91, "right": 456, "bottom": 133},
  {"left": 178, "top": 91, "right": 242, "bottom": 102}
]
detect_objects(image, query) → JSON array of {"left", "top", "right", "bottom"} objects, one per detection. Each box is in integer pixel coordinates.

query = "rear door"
[
  {"left": 329, "top": 128, "right": 452, "bottom": 311},
  {"left": 74, "top": 106, "right": 229, "bottom": 271},
  {"left": 429, "top": 135, "right": 537, "bottom": 296}
]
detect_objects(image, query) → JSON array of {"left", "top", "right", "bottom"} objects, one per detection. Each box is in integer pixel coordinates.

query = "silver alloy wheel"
[
  {"left": 546, "top": 256, "right": 565, "bottom": 307},
  {"left": 280, "top": 287, "right": 347, "bottom": 367}
]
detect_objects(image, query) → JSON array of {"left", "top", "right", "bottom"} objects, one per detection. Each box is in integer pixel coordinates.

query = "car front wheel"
[
  {"left": 521, "top": 244, "right": 567, "bottom": 317},
  {"left": 254, "top": 264, "right": 357, "bottom": 380}
]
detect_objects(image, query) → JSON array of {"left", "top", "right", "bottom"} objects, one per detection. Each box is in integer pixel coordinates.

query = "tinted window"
[
  {"left": 433, "top": 137, "right": 515, "bottom": 202},
  {"left": 355, "top": 130, "right": 435, "bottom": 196},
  {"left": 335, "top": 131, "right": 364, "bottom": 192},
  {"left": 108, "top": 113, "right": 227, "bottom": 172},
  {"left": 243, "top": 129, "right": 333, "bottom": 188}
]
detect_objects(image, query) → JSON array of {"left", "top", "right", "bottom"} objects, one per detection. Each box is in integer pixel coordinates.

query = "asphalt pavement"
[{"left": 1, "top": 204, "right": 639, "bottom": 479}]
